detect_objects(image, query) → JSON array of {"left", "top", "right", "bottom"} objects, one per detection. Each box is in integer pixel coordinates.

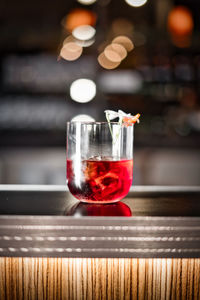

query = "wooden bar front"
[{"left": 0, "top": 257, "right": 200, "bottom": 300}]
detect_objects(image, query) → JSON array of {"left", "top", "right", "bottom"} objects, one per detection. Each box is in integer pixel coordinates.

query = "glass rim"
[{"left": 66, "top": 121, "right": 135, "bottom": 125}]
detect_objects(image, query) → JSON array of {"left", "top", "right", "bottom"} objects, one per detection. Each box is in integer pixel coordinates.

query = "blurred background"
[{"left": 0, "top": 0, "right": 200, "bottom": 185}]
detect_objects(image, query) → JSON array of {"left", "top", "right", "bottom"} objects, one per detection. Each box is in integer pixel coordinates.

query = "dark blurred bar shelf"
[{"left": 0, "top": 185, "right": 200, "bottom": 258}]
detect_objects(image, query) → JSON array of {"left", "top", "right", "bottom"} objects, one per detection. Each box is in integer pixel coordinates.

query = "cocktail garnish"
[
  {"left": 122, "top": 113, "right": 140, "bottom": 126},
  {"left": 104, "top": 110, "right": 140, "bottom": 142}
]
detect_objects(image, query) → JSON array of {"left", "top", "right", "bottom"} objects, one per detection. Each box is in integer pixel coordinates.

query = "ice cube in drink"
[{"left": 67, "top": 157, "right": 133, "bottom": 203}]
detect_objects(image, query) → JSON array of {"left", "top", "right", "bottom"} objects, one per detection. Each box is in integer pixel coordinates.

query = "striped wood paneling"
[{"left": 0, "top": 258, "right": 200, "bottom": 300}]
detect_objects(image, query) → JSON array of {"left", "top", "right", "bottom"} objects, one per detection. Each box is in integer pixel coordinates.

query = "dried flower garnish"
[
  {"left": 122, "top": 113, "right": 140, "bottom": 126},
  {"left": 104, "top": 110, "right": 140, "bottom": 142}
]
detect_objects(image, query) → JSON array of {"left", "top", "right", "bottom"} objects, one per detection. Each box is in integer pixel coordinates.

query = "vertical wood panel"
[
  {"left": 131, "top": 258, "right": 138, "bottom": 299},
  {"left": 0, "top": 258, "right": 199, "bottom": 300},
  {"left": 124, "top": 258, "right": 131, "bottom": 300},
  {"left": 107, "top": 258, "right": 112, "bottom": 300},
  {"left": 182, "top": 259, "right": 188, "bottom": 300},
  {"left": 114, "top": 258, "right": 120, "bottom": 300},
  {"left": 171, "top": 259, "right": 178, "bottom": 300},
  {"left": 146, "top": 258, "right": 153, "bottom": 300},
  {"left": 160, "top": 259, "right": 167, "bottom": 300},
  {"left": 177, "top": 258, "right": 182, "bottom": 300},
  {"left": 138, "top": 258, "right": 146, "bottom": 299},
  {"left": 87, "top": 258, "right": 93, "bottom": 300},
  {"left": 152, "top": 258, "right": 157, "bottom": 298},
  {"left": 101, "top": 258, "right": 107, "bottom": 300},
  {"left": 61, "top": 258, "right": 68, "bottom": 300},
  {"left": 5, "top": 258, "right": 11, "bottom": 299},
  {"left": 194, "top": 259, "right": 200, "bottom": 300},
  {"left": 0, "top": 258, "right": 5, "bottom": 300},
  {"left": 187, "top": 259, "right": 194, "bottom": 300},
  {"left": 166, "top": 258, "right": 172, "bottom": 300}
]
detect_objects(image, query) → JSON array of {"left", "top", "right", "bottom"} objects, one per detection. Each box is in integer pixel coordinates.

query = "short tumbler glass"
[{"left": 66, "top": 122, "right": 134, "bottom": 203}]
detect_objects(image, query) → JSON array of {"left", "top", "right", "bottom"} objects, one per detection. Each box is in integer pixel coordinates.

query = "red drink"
[{"left": 67, "top": 158, "right": 133, "bottom": 203}]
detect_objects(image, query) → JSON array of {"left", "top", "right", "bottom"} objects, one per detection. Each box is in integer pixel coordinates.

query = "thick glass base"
[{"left": 79, "top": 199, "right": 121, "bottom": 204}]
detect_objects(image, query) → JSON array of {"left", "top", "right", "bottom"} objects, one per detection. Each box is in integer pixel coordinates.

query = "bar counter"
[{"left": 0, "top": 185, "right": 200, "bottom": 299}]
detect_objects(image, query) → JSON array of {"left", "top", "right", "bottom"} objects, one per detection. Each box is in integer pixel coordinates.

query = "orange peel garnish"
[{"left": 123, "top": 113, "right": 141, "bottom": 126}]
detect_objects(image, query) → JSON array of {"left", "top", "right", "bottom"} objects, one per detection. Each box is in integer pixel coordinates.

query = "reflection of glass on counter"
[{"left": 66, "top": 201, "right": 132, "bottom": 217}]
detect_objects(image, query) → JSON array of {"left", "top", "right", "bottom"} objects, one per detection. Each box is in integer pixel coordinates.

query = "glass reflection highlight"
[{"left": 67, "top": 202, "right": 132, "bottom": 217}]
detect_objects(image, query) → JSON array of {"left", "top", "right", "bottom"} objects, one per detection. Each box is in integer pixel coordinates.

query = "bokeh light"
[
  {"left": 104, "top": 43, "right": 127, "bottom": 62},
  {"left": 125, "top": 0, "right": 147, "bottom": 7},
  {"left": 65, "top": 9, "right": 97, "bottom": 32},
  {"left": 72, "top": 25, "right": 96, "bottom": 41},
  {"left": 71, "top": 114, "right": 95, "bottom": 122},
  {"left": 60, "top": 42, "right": 83, "bottom": 61},
  {"left": 98, "top": 53, "right": 121, "bottom": 69},
  {"left": 75, "top": 38, "right": 95, "bottom": 47},
  {"left": 70, "top": 79, "right": 96, "bottom": 103},
  {"left": 104, "top": 45, "right": 121, "bottom": 63},
  {"left": 77, "top": 0, "right": 97, "bottom": 5},
  {"left": 167, "top": 6, "right": 194, "bottom": 36},
  {"left": 63, "top": 35, "right": 76, "bottom": 45},
  {"left": 63, "top": 35, "right": 95, "bottom": 48},
  {"left": 112, "top": 36, "right": 134, "bottom": 52}
]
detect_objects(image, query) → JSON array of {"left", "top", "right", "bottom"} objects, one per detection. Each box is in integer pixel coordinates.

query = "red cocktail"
[
  {"left": 67, "top": 158, "right": 133, "bottom": 203},
  {"left": 67, "top": 121, "right": 134, "bottom": 203}
]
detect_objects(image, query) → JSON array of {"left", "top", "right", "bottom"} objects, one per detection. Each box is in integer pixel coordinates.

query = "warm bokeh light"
[
  {"left": 104, "top": 43, "right": 127, "bottom": 62},
  {"left": 77, "top": 0, "right": 97, "bottom": 5},
  {"left": 112, "top": 36, "right": 134, "bottom": 52},
  {"left": 125, "top": 0, "right": 147, "bottom": 7},
  {"left": 98, "top": 53, "right": 121, "bottom": 69},
  {"left": 75, "top": 38, "right": 95, "bottom": 47},
  {"left": 65, "top": 9, "right": 97, "bottom": 32},
  {"left": 72, "top": 25, "right": 96, "bottom": 41},
  {"left": 167, "top": 6, "right": 194, "bottom": 36},
  {"left": 63, "top": 35, "right": 95, "bottom": 47},
  {"left": 104, "top": 46, "right": 121, "bottom": 63},
  {"left": 63, "top": 35, "right": 76, "bottom": 46},
  {"left": 70, "top": 79, "right": 96, "bottom": 103},
  {"left": 60, "top": 42, "right": 83, "bottom": 61},
  {"left": 71, "top": 114, "right": 95, "bottom": 122}
]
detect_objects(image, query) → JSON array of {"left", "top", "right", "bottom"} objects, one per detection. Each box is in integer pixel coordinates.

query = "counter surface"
[{"left": 0, "top": 185, "right": 200, "bottom": 258}]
